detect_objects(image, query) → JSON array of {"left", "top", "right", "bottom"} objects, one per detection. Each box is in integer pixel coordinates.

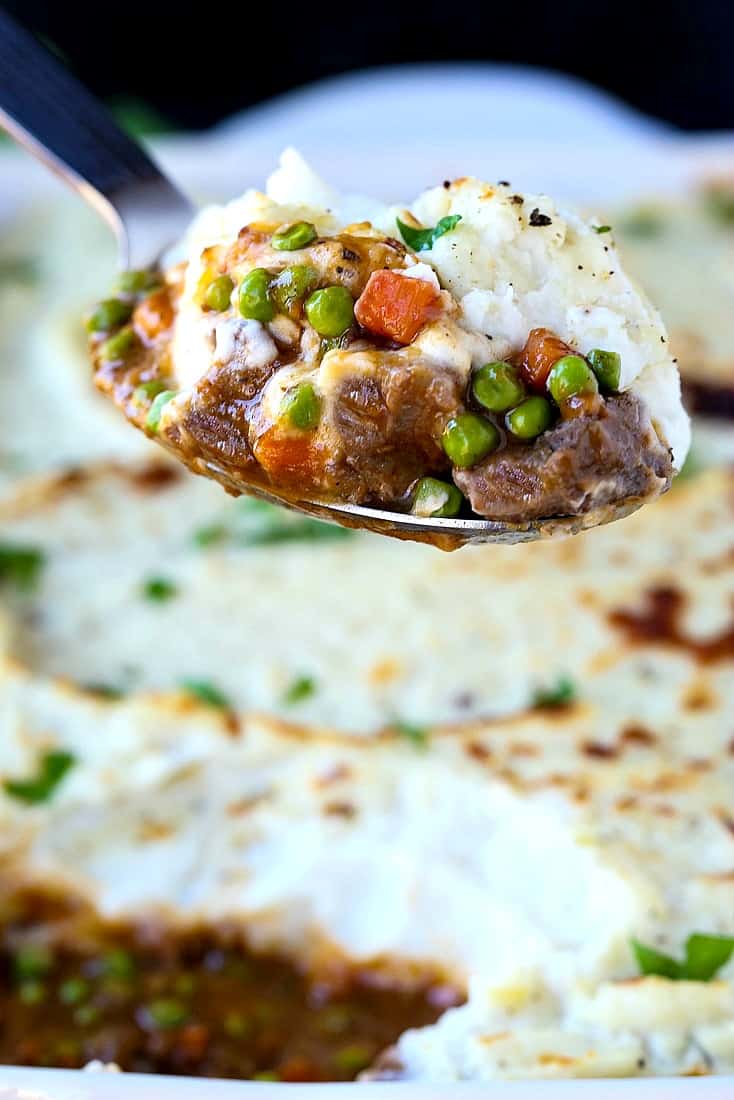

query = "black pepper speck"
[{"left": 529, "top": 208, "right": 552, "bottom": 227}]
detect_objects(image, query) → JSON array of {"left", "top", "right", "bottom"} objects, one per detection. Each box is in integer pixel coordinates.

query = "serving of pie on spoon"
[
  {"left": 0, "top": 13, "right": 689, "bottom": 548},
  {"left": 88, "top": 150, "right": 689, "bottom": 547}
]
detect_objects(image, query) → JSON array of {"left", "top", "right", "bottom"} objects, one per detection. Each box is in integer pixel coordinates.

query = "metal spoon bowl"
[{"left": 0, "top": 11, "right": 638, "bottom": 548}]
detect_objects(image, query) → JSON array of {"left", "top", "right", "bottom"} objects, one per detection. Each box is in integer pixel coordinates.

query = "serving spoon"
[{"left": 0, "top": 10, "right": 641, "bottom": 548}]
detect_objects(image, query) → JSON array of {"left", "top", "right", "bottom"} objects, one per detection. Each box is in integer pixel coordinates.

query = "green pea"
[
  {"left": 280, "top": 382, "right": 321, "bottom": 431},
  {"left": 13, "top": 944, "right": 53, "bottom": 981},
  {"left": 547, "top": 355, "right": 598, "bottom": 405},
  {"left": 506, "top": 396, "right": 554, "bottom": 439},
  {"left": 203, "top": 274, "right": 234, "bottom": 312},
  {"left": 270, "top": 265, "right": 318, "bottom": 312},
  {"left": 272, "top": 221, "right": 318, "bottom": 251},
  {"left": 87, "top": 298, "right": 133, "bottom": 333},
  {"left": 99, "top": 326, "right": 136, "bottom": 363},
  {"left": 73, "top": 1003, "right": 100, "bottom": 1027},
  {"left": 144, "top": 997, "right": 189, "bottom": 1030},
  {"left": 472, "top": 361, "right": 525, "bottom": 413},
  {"left": 146, "top": 389, "right": 176, "bottom": 432},
  {"left": 19, "top": 979, "right": 47, "bottom": 1005},
  {"left": 134, "top": 379, "right": 168, "bottom": 403},
  {"left": 305, "top": 286, "right": 354, "bottom": 338},
  {"left": 239, "top": 268, "right": 274, "bottom": 322},
  {"left": 587, "top": 348, "right": 621, "bottom": 393},
  {"left": 412, "top": 477, "right": 463, "bottom": 518},
  {"left": 224, "top": 1011, "right": 252, "bottom": 1038},
  {"left": 59, "top": 977, "right": 89, "bottom": 1005},
  {"left": 100, "top": 948, "right": 136, "bottom": 979},
  {"left": 331, "top": 1042, "right": 374, "bottom": 1075},
  {"left": 115, "top": 269, "right": 160, "bottom": 295},
  {"left": 441, "top": 413, "right": 500, "bottom": 468}
]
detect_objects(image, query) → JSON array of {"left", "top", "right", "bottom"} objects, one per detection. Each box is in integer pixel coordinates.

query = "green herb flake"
[
  {"left": 180, "top": 678, "right": 231, "bottom": 710},
  {"left": 632, "top": 933, "right": 734, "bottom": 981},
  {"left": 396, "top": 214, "right": 462, "bottom": 252},
  {"left": 142, "top": 576, "right": 177, "bottom": 603},
  {"left": 532, "top": 676, "right": 577, "bottom": 709},
  {"left": 146, "top": 390, "right": 176, "bottom": 432},
  {"left": 594, "top": 225, "right": 612, "bottom": 234},
  {"left": 0, "top": 543, "right": 44, "bottom": 591},
  {"left": 283, "top": 675, "right": 317, "bottom": 706},
  {"left": 192, "top": 523, "right": 228, "bottom": 548},
  {"left": 3, "top": 749, "right": 76, "bottom": 805},
  {"left": 193, "top": 499, "right": 354, "bottom": 550},
  {"left": 393, "top": 719, "right": 429, "bottom": 749}
]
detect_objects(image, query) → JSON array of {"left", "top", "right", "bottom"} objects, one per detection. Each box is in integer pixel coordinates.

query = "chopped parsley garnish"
[
  {"left": 3, "top": 749, "right": 76, "bottom": 805},
  {"left": 632, "top": 933, "right": 734, "bottom": 981},
  {"left": 193, "top": 499, "right": 354, "bottom": 550},
  {"left": 142, "top": 576, "right": 178, "bottom": 602},
  {"left": 594, "top": 225, "right": 612, "bottom": 234},
  {"left": 396, "top": 214, "right": 462, "bottom": 252},
  {"left": 192, "top": 523, "right": 228, "bottom": 548},
  {"left": 283, "top": 675, "right": 317, "bottom": 705},
  {"left": 532, "top": 676, "right": 577, "bottom": 709},
  {"left": 0, "top": 543, "right": 44, "bottom": 591},
  {"left": 392, "top": 719, "right": 429, "bottom": 749},
  {"left": 180, "top": 678, "right": 231, "bottom": 710}
]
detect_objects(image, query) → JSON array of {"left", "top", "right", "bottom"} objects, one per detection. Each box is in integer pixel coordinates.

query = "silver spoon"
[{"left": 0, "top": 12, "right": 641, "bottom": 549}]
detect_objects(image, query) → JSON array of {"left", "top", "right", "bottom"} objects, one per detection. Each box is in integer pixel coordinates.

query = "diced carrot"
[
  {"left": 516, "top": 327, "right": 574, "bottom": 391},
  {"left": 255, "top": 427, "right": 320, "bottom": 482},
  {"left": 355, "top": 270, "right": 440, "bottom": 345},
  {"left": 133, "top": 289, "right": 174, "bottom": 342}
]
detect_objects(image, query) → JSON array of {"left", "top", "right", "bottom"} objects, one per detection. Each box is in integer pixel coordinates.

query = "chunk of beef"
[{"left": 454, "top": 392, "right": 672, "bottom": 522}]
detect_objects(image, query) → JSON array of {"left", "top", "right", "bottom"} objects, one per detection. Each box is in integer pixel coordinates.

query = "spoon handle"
[{"left": 0, "top": 9, "right": 193, "bottom": 268}]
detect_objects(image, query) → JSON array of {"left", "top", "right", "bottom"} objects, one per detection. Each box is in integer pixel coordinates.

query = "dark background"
[{"left": 6, "top": 0, "right": 734, "bottom": 132}]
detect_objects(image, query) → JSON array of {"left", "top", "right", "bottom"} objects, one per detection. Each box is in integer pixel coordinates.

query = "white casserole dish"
[{"left": 0, "top": 63, "right": 733, "bottom": 1096}]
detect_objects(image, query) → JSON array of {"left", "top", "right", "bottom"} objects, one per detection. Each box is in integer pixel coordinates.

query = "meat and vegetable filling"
[
  {"left": 0, "top": 889, "right": 451, "bottom": 1080},
  {"left": 89, "top": 169, "right": 681, "bottom": 525}
]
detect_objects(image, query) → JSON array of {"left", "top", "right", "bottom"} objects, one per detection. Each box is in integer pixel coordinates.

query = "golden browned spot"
[
  {"left": 715, "top": 809, "right": 734, "bottom": 838},
  {"left": 538, "top": 1053, "right": 577, "bottom": 1068},
  {"left": 681, "top": 678, "right": 718, "bottom": 712},
  {"left": 508, "top": 742, "right": 540, "bottom": 758},
  {"left": 323, "top": 801, "right": 357, "bottom": 819},
  {"left": 313, "top": 764, "right": 352, "bottom": 788},
  {"left": 368, "top": 658, "right": 404, "bottom": 686},
  {"left": 226, "top": 793, "right": 270, "bottom": 816},
  {"left": 620, "top": 724, "right": 657, "bottom": 747},
  {"left": 465, "top": 740, "right": 493, "bottom": 763},
  {"left": 580, "top": 740, "right": 618, "bottom": 760},
  {"left": 136, "top": 819, "right": 175, "bottom": 842},
  {"left": 479, "top": 1031, "right": 511, "bottom": 1046},
  {"left": 128, "top": 461, "right": 182, "bottom": 492},
  {"left": 609, "top": 585, "right": 734, "bottom": 664}
]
